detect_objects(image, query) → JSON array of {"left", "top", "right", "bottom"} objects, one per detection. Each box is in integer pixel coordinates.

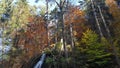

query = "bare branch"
[
  {"left": 62, "top": 0, "right": 66, "bottom": 6},
  {"left": 54, "top": 0, "right": 60, "bottom": 7}
]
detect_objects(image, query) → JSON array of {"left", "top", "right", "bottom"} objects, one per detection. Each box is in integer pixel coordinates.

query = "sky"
[
  {"left": 27, "top": 0, "right": 82, "bottom": 7},
  {"left": 27, "top": 0, "right": 56, "bottom": 13},
  {"left": 27, "top": 0, "right": 46, "bottom": 7},
  {"left": 27, "top": 0, "right": 82, "bottom": 13}
]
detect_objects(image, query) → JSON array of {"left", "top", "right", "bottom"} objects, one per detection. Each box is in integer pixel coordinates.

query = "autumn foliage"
[
  {"left": 17, "top": 16, "right": 48, "bottom": 58},
  {"left": 64, "top": 6, "right": 87, "bottom": 39},
  {"left": 105, "top": 0, "right": 120, "bottom": 38}
]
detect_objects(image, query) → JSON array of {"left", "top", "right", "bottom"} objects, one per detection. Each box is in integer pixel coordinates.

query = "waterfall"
[{"left": 34, "top": 53, "right": 46, "bottom": 68}]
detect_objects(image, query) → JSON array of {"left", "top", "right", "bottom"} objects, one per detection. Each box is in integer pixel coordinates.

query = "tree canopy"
[{"left": 0, "top": 0, "right": 120, "bottom": 68}]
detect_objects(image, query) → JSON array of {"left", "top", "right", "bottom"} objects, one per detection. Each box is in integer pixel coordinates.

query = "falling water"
[{"left": 34, "top": 53, "right": 46, "bottom": 68}]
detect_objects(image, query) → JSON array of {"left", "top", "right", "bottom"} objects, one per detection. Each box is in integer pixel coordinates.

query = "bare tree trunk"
[
  {"left": 70, "top": 23, "right": 75, "bottom": 50},
  {"left": 46, "top": 0, "right": 50, "bottom": 46},
  {"left": 91, "top": 0, "right": 103, "bottom": 37},
  {"left": 98, "top": 5, "right": 120, "bottom": 68},
  {"left": 61, "top": 11, "right": 68, "bottom": 58},
  {"left": 55, "top": 13, "right": 58, "bottom": 44}
]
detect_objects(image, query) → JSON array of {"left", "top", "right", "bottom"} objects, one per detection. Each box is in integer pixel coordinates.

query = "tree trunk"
[
  {"left": 46, "top": 0, "right": 50, "bottom": 46},
  {"left": 70, "top": 23, "right": 75, "bottom": 50},
  {"left": 98, "top": 5, "right": 120, "bottom": 68},
  {"left": 60, "top": 9, "right": 68, "bottom": 58},
  {"left": 91, "top": 0, "right": 103, "bottom": 37}
]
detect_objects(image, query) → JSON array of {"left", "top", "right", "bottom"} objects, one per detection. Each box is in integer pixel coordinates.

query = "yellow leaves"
[
  {"left": 64, "top": 6, "right": 87, "bottom": 39},
  {"left": 73, "top": 9, "right": 84, "bottom": 16},
  {"left": 106, "top": 0, "right": 120, "bottom": 39},
  {"left": 16, "top": 16, "right": 48, "bottom": 60},
  {"left": 64, "top": 6, "right": 85, "bottom": 25},
  {"left": 11, "top": 47, "right": 17, "bottom": 52},
  {"left": 105, "top": 0, "right": 120, "bottom": 21},
  {"left": 73, "top": 31, "right": 77, "bottom": 36}
]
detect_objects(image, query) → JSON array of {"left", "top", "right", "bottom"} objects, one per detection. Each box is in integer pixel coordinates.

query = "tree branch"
[{"left": 54, "top": 0, "right": 60, "bottom": 7}]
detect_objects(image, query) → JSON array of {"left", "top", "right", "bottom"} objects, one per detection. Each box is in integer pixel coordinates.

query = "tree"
[
  {"left": 80, "top": 29, "right": 113, "bottom": 67},
  {"left": 64, "top": 5, "right": 86, "bottom": 39},
  {"left": 42, "top": 0, "right": 69, "bottom": 58},
  {"left": 17, "top": 16, "right": 48, "bottom": 58},
  {"left": 106, "top": 0, "right": 120, "bottom": 39},
  {"left": 105, "top": 0, "right": 120, "bottom": 67}
]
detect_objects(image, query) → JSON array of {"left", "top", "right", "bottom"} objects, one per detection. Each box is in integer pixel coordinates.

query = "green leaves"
[
  {"left": 81, "top": 29, "right": 98, "bottom": 46},
  {"left": 80, "top": 29, "right": 109, "bottom": 58},
  {"left": 77, "top": 29, "right": 113, "bottom": 67}
]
